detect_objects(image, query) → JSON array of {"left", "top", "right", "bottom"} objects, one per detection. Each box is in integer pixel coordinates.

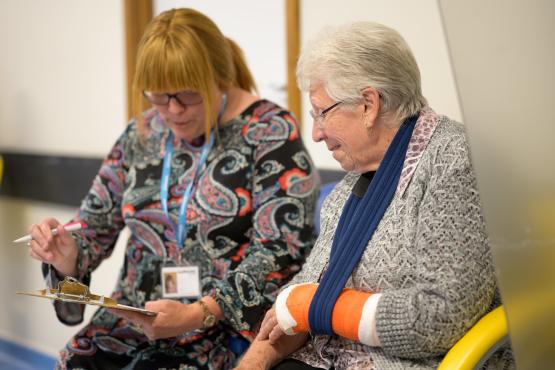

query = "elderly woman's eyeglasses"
[
  {"left": 143, "top": 90, "right": 203, "bottom": 106},
  {"left": 309, "top": 101, "right": 343, "bottom": 127}
]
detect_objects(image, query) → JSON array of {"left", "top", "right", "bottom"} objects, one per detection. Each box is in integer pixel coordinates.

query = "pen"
[{"left": 13, "top": 221, "right": 86, "bottom": 243}]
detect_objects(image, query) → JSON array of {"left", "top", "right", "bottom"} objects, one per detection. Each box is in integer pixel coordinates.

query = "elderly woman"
[{"left": 236, "top": 22, "right": 514, "bottom": 370}]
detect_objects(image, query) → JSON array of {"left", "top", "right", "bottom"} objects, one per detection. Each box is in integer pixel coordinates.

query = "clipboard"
[{"left": 17, "top": 276, "right": 157, "bottom": 316}]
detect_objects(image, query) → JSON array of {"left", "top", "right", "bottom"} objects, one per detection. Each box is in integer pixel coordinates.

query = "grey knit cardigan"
[{"left": 288, "top": 107, "right": 507, "bottom": 369}]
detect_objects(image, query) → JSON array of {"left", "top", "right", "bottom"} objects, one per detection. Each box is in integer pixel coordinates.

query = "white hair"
[{"left": 297, "top": 22, "right": 427, "bottom": 122}]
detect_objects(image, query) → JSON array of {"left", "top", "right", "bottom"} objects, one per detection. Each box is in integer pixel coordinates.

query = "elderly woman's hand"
[
  {"left": 236, "top": 309, "right": 309, "bottom": 370},
  {"left": 257, "top": 308, "right": 287, "bottom": 344}
]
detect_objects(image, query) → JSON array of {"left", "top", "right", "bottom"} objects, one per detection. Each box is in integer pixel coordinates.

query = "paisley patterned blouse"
[{"left": 44, "top": 100, "right": 319, "bottom": 369}]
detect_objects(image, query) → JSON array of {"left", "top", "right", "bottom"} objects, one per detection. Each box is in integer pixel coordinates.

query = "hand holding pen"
[
  {"left": 13, "top": 221, "right": 85, "bottom": 243},
  {"left": 20, "top": 219, "right": 85, "bottom": 277}
]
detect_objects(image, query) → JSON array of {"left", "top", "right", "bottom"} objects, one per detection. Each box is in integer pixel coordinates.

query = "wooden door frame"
[
  {"left": 124, "top": 0, "right": 153, "bottom": 120},
  {"left": 285, "top": 0, "right": 302, "bottom": 125}
]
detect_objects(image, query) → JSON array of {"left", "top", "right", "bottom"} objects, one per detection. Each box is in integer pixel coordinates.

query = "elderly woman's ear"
[{"left": 361, "top": 86, "right": 381, "bottom": 129}]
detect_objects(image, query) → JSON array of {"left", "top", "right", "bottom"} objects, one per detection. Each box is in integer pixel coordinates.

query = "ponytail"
[{"left": 226, "top": 38, "right": 257, "bottom": 93}]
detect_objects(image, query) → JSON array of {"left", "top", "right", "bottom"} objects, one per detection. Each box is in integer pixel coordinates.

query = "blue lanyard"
[{"left": 160, "top": 94, "right": 227, "bottom": 249}]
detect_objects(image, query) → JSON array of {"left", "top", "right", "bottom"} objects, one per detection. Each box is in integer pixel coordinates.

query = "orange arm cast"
[{"left": 275, "top": 283, "right": 381, "bottom": 346}]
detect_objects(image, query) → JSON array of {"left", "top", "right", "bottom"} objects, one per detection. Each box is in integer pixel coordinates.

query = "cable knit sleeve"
[{"left": 375, "top": 124, "right": 495, "bottom": 358}]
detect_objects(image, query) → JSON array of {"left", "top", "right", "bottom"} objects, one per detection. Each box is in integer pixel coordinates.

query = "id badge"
[{"left": 161, "top": 265, "right": 201, "bottom": 298}]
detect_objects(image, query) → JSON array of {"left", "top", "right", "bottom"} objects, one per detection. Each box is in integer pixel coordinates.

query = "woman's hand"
[
  {"left": 27, "top": 218, "right": 78, "bottom": 277},
  {"left": 257, "top": 308, "right": 286, "bottom": 344},
  {"left": 109, "top": 299, "right": 204, "bottom": 340},
  {"left": 235, "top": 308, "right": 309, "bottom": 370}
]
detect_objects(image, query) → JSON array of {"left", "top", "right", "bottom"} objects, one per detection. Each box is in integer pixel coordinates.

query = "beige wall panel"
[{"left": 440, "top": 0, "right": 555, "bottom": 367}]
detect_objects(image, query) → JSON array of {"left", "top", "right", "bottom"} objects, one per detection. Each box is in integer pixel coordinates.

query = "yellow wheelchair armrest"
[{"left": 438, "top": 306, "right": 508, "bottom": 370}]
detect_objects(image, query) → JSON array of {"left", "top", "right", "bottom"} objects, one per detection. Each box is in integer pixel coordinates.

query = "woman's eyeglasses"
[
  {"left": 143, "top": 90, "right": 203, "bottom": 106},
  {"left": 309, "top": 101, "right": 343, "bottom": 128}
]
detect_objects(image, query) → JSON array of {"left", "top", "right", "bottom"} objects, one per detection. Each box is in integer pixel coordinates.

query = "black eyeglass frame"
[
  {"left": 142, "top": 90, "right": 203, "bottom": 107},
  {"left": 309, "top": 101, "right": 343, "bottom": 125}
]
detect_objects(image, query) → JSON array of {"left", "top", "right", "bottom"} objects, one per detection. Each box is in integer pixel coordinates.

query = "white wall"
[
  {"left": 0, "top": 0, "right": 127, "bottom": 356},
  {"left": 0, "top": 0, "right": 126, "bottom": 156}
]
